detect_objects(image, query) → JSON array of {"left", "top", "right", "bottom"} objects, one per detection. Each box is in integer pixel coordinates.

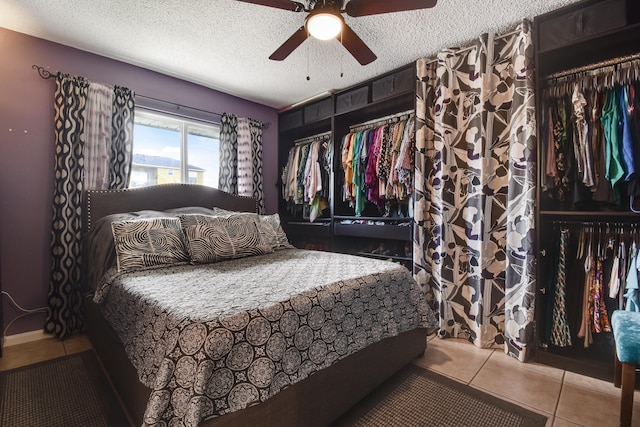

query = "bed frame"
[{"left": 83, "top": 184, "right": 427, "bottom": 427}]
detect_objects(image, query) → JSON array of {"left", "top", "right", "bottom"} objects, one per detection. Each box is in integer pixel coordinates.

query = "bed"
[{"left": 83, "top": 184, "right": 432, "bottom": 427}]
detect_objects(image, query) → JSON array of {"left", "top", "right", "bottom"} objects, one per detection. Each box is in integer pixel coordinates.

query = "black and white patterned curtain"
[
  {"left": 45, "top": 74, "right": 134, "bottom": 338},
  {"left": 219, "top": 113, "right": 238, "bottom": 195},
  {"left": 110, "top": 86, "right": 135, "bottom": 189},
  {"left": 413, "top": 21, "right": 537, "bottom": 361},
  {"left": 219, "top": 113, "right": 265, "bottom": 213}
]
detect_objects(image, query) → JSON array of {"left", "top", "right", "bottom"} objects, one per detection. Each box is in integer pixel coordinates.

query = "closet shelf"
[
  {"left": 334, "top": 222, "right": 411, "bottom": 240},
  {"left": 356, "top": 252, "right": 412, "bottom": 262},
  {"left": 540, "top": 210, "right": 640, "bottom": 217},
  {"left": 282, "top": 221, "right": 331, "bottom": 239},
  {"left": 286, "top": 221, "right": 330, "bottom": 226},
  {"left": 334, "top": 215, "right": 412, "bottom": 222}
]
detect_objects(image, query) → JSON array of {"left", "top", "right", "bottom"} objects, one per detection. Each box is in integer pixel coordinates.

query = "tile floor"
[
  {"left": 0, "top": 333, "right": 638, "bottom": 426},
  {"left": 416, "top": 334, "right": 640, "bottom": 427}
]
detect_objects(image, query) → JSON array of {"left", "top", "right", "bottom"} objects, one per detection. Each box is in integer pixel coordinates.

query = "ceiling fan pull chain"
[
  {"left": 340, "top": 30, "right": 344, "bottom": 77},
  {"left": 306, "top": 35, "right": 311, "bottom": 81}
]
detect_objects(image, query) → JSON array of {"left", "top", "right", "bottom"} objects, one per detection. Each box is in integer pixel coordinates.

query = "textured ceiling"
[{"left": 0, "top": 0, "right": 582, "bottom": 109}]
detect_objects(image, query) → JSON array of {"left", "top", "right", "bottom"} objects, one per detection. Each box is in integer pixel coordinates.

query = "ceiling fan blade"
[
  {"left": 236, "top": 0, "right": 305, "bottom": 12},
  {"left": 341, "top": 23, "right": 376, "bottom": 65},
  {"left": 269, "top": 26, "right": 308, "bottom": 61},
  {"left": 345, "top": 0, "right": 437, "bottom": 17}
]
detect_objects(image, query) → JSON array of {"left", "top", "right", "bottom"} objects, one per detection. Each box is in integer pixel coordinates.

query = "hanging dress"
[{"left": 551, "top": 228, "right": 572, "bottom": 347}]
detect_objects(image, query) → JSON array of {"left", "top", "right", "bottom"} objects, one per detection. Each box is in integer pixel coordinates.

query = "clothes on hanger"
[
  {"left": 281, "top": 134, "right": 333, "bottom": 221},
  {"left": 543, "top": 76, "right": 640, "bottom": 208},
  {"left": 551, "top": 228, "right": 572, "bottom": 347},
  {"left": 341, "top": 117, "right": 415, "bottom": 216},
  {"left": 544, "top": 223, "right": 640, "bottom": 348}
]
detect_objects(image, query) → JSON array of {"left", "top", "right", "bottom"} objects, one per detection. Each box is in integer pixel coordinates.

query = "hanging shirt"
[
  {"left": 548, "top": 99, "right": 571, "bottom": 201},
  {"left": 571, "top": 85, "right": 591, "bottom": 187},
  {"left": 295, "top": 143, "right": 311, "bottom": 205},
  {"left": 342, "top": 134, "right": 355, "bottom": 203},
  {"left": 352, "top": 131, "right": 366, "bottom": 216},
  {"left": 365, "top": 126, "right": 384, "bottom": 208},
  {"left": 303, "top": 140, "right": 322, "bottom": 205},
  {"left": 591, "top": 90, "right": 615, "bottom": 203},
  {"left": 602, "top": 88, "right": 625, "bottom": 199},
  {"left": 620, "top": 85, "right": 636, "bottom": 180},
  {"left": 395, "top": 118, "right": 416, "bottom": 196},
  {"left": 546, "top": 106, "right": 559, "bottom": 185},
  {"left": 625, "top": 243, "right": 640, "bottom": 312},
  {"left": 590, "top": 258, "right": 611, "bottom": 333}
]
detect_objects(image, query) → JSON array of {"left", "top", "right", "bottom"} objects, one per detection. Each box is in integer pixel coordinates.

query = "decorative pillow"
[
  {"left": 178, "top": 214, "right": 273, "bottom": 264},
  {"left": 211, "top": 208, "right": 294, "bottom": 250},
  {"left": 111, "top": 217, "right": 190, "bottom": 272}
]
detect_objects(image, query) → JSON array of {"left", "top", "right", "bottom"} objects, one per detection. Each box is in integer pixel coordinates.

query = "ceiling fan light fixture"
[{"left": 306, "top": 12, "right": 342, "bottom": 40}]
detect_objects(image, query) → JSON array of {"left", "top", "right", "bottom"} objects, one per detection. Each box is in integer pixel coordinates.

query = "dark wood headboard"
[{"left": 84, "top": 184, "right": 257, "bottom": 232}]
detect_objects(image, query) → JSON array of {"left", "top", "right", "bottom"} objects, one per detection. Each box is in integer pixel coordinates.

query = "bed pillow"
[
  {"left": 165, "top": 206, "right": 217, "bottom": 216},
  {"left": 178, "top": 214, "right": 273, "bottom": 264},
  {"left": 211, "top": 207, "right": 294, "bottom": 250},
  {"left": 111, "top": 217, "right": 190, "bottom": 272}
]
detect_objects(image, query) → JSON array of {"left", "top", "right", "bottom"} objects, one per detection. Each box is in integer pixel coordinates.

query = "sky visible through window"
[{"left": 133, "top": 122, "right": 219, "bottom": 187}]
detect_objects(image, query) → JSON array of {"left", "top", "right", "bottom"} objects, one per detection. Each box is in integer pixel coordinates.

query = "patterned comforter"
[{"left": 93, "top": 249, "right": 432, "bottom": 427}]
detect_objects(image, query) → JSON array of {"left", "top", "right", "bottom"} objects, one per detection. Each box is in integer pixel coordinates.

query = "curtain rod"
[
  {"left": 421, "top": 27, "right": 523, "bottom": 66},
  {"left": 545, "top": 52, "right": 640, "bottom": 80},
  {"left": 32, "top": 65, "right": 271, "bottom": 130},
  {"left": 349, "top": 109, "right": 414, "bottom": 132}
]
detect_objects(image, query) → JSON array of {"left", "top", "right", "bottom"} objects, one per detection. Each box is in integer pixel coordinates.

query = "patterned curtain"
[
  {"left": 110, "top": 86, "right": 135, "bottom": 189},
  {"left": 84, "top": 82, "right": 113, "bottom": 189},
  {"left": 45, "top": 74, "right": 89, "bottom": 338},
  {"left": 413, "top": 20, "right": 537, "bottom": 361},
  {"left": 219, "top": 113, "right": 238, "bottom": 195},
  {"left": 219, "top": 113, "right": 265, "bottom": 213},
  {"left": 45, "top": 74, "right": 135, "bottom": 338},
  {"left": 248, "top": 118, "right": 265, "bottom": 214}
]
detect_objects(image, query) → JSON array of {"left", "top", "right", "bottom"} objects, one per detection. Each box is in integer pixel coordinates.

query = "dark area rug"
[
  {"left": 0, "top": 351, "right": 129, "bottom": 427},
  {"left": 332, "top": 363, "right": 548, "bottom": 427}
]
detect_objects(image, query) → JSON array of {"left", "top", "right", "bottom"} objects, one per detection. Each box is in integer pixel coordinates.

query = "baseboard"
[{"left": 4, "top": 329, "right": 48, "bottom": 347}]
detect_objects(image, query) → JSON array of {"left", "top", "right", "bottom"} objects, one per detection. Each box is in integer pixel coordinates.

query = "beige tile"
[
  {"left": 0, "top": 338, "right": 65, "bottom": 371},
  {"left": 562, "top": 370, "right": 640, "bottom": 404},
  {"left": 62, "top": 333, "right": 92, "bottom": 355},
  {"left": 552, "top": 417, "right": 584, "bottom": 426},
  {"left": 489, "top": 349, "right": 565, "bottom": 381},
  {"left": 470, "top": 354, "right": 563, "bottom": 414},
  {"left": 555, "top": 381, "right": 640, "bottom": 427},
  {"left": 415, "top": 336, "right": 492, "bottom": 383},
  {"left": 432, "top": 336, "right": 492, "bottom": 352}
]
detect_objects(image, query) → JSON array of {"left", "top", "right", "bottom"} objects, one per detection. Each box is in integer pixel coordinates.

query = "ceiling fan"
[{"left": 237, "top": 0, "right": 438, "bottom": 65}]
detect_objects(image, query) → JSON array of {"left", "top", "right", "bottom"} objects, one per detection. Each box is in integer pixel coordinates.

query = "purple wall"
[{"left": 0, "top": 27, "right": 279, "bottom": 336}]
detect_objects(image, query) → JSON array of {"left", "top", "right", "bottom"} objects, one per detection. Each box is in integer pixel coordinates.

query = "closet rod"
[
  {"left": 422, "top": 27, "right": 523, "bottom": 66},
  {"left": 348, "top": 109, "right": 414, "bottom": 132},
  {"left": 545, "top": 52, "right": 640, "bottom": 80},
  {"left": 294, "top": 131, "right": 332, "bottom": 145},
  {"left": 32, "top": 64, "right": 271, "bottom": 129},
  {"left": 551, "top": 220, "right": 640, "bottom": 227}
]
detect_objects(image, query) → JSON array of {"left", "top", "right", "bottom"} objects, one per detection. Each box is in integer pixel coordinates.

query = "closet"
[
  {"left": 534, "top": 0, "right": 640, "bottom": 380},
  {"left": 278, "top": 63, "right": 415, "bottom": 268}
]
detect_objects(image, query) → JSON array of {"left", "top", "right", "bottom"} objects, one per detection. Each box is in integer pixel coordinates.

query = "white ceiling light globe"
[{"left": 307, "top": 13, "right": 342, "bottom": 40}]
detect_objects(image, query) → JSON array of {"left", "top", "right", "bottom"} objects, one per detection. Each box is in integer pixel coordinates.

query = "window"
[{"left": 131, "top": 109, "right": 220, "bottom": 188}]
